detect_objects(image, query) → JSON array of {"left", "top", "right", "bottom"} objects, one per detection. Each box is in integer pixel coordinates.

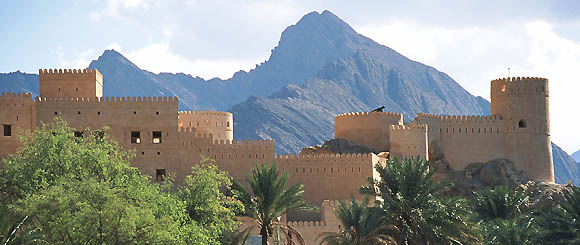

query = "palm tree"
[
  {"left": 480, "top": 216, "right": 538, "bottom": 245},
  {"left": 536, "top": 185, "right": 580, "bottom": 244},
  {"left": 470, "top": 186, "right": 530, "bottom": 222},
  {"left": 360, "top": 157, "right": 480, "bottom": 244},
  {"left": 317, "top": 196, "right": 397, "bottom": 245},
  {"left": 233, "top": 163, "right": 315, "bottom": 245}
]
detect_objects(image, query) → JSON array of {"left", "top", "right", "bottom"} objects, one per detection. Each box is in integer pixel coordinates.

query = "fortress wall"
[
  {"left": 35, "top": 96, "right": 181, "bottom": 178},
  {"left": 437, "top": 115, "right": 507, "bottom": 170},
  {"left": 0, "top": 93, "right": 36, "bottom": 158},
  {"left": 334, "top": 112, "right": 403, "bottom": 152},
  {"left": 415, "top": 113, "right": 442, "bottom": 144},
  {"left": 39, "top": 69, "right": 103, "bottom": 98},
  {"left": 288, "top": 199, "right": 341, "bottom": 244},
  {"left": 274, "top": 153, "right": 379, "bottom": 206},
  {"left": 178, "top": 110, "right": 233, "bottom": 142},
  {"left": 389, "top": 124, "right": 428, "bottom": 160},
  {"left": 176, "top": 129, "right": 275, "bottom": 182}
]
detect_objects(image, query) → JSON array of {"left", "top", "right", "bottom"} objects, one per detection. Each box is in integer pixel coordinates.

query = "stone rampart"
[
  {"left": 178, "top": 110, "right": 233, "bottom": 142},
  {"left": 334, "top": 111, "right": 403, "bottom": 152}
]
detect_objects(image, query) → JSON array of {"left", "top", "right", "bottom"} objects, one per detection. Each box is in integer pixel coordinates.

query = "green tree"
[
  {"left": 360, "top": 157, "right": 480, "bottom": 244},
  {"left": 536, "top": 185, "right": 580, "bottom": 244},
  {"left": 0, "top": 118, "right": 214, "bottom": 244},
  {"left": 0, "top": 118, "right": 136, "bottom": 201},
  {"left": 317, "top": 196, "right": 397, "bottom": 245},
  {"left": 233, "top": 163, "right": 315, "bottom": 245},
  {"left": 176, "top": 157, "right": 244, "bottom": 244},
  {"left": 470, "top": 186, "right": 529, "bottom": 222},
  {"left": 480, "top": 217, "right": 537, "bottom": 245}
]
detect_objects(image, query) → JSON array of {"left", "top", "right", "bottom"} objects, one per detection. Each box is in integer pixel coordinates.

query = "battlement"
[
  {"left": 416, "top": 113, "right": 501, "bottom": 122},
  {"left": 275, "top": 153, "right": 374, "bottom": 162},
  {"left": 390, "top": 124, "right": 427, "bottom": 131},
  {"left": 178, "top": 110, "right": 231, "bottom": 117},
  {"left": 0, "top": 92, "right": 34, "bottom": 99},
  {"left": 287, "top": 221, "right": 327, "bottom": 227},
  {"left": 491, "top": 77, "right": 547, "bottom": 83},
  {"left": 35, "top": 96, "right": 178, "bottom": 103},
  {"left": 335, "top": 111, "right": 402, "bottom": 118},
  {"left": 39, "top": 68, "right": 102, "bottom": 79}
]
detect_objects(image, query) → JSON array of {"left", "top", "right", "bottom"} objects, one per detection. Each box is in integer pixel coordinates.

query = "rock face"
[
  {"left": 300, "top": 138, "right": 375, "bottom": 156},
  {"left": 571, "top": 149, "right": 580, "bottom": 162},
  {"left": 552, "top": 143, "right": 580, "bottom": 185}
]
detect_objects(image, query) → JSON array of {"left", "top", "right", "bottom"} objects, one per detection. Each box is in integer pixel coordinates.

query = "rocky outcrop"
[{"left": 300, "top": 138, "right": 374, "bottom": 155}]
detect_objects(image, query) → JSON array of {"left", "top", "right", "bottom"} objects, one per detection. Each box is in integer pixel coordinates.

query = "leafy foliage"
[
  {"left": 470, "top": 186, "right": 530, "bottom": 222},
  {"left": 0, "top": 118, "right": 240, "bottom": 244},
  {"left": 176, "top": 157, "right": 244, "bottom": 244},
  {"left": 317, "top": 196, "right": 397, "bottom": 245},
  {"left": 233, "top": 163, "right": 315, "bottom": 245},
  {"left": 536, "top": 185, "right": 580, "bottom": 244},
  {"left": 360, "top": 157, "right": 480, "bottom": 244}
]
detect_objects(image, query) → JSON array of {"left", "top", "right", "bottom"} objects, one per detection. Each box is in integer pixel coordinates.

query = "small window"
[
  {"left": 54, "top": 112, "right": 58, "bottom": 115},
  {"left": 518, "top": 119, "right": 527, "bottom": 128},
  {"left": 77, "top": 111, "right": 81, "bottom": 115},
  {"left": 227, "top": 121, "right": 230, "bottom": 127},
  {"left": 156, "top": 169, "right": 166, "bottom": 182},
  {"left": 3, "top": 125, "right": 12, "bottom": 136},
  {"left": 157, "top": 152, "right": 160, "bottom": 155},
  {"left": 131, "top": 131, "right": 141, "bottom": 144},
  {"left": 141, "top": 152, "right": 145, "bottom": 155},
  {"left": 74, "top": 131, "right": 83, "bottom": 137},
  {"left": 155, "top": 112, "right": 159, "bottom": 115},
  {"left": 133, "top": 111, "right": 137, "bottom": 115},
  {"left": 97, "top": 111, "right": 101, "bottom": 115},
  {"left": 501, "top": 84, "right": 506, "bottom": 92},
  {"left": 153, "top": 131, "right": 162, "bottom": 144},
  {"left": 76, "top": 88, "right": 79, "bottom": 92}
]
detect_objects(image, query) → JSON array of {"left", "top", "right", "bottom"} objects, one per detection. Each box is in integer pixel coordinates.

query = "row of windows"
[
  {"left": 53, "top": 111, "right": 162, "bottom": 116},
  {"left": 131, "top": 131, "right": 163, "bottom": 144},
  {"left": 213, "top": 153, "right": 266, "bottom": 159},
  {"left": 181, "top": 120, "right": 230, "bottom": 127},
  {"left": 139, "top": 151, "right": 162, "bottom": 156},
  {"left": 281, "top": 167, "right": 362, "bottom": 174}
]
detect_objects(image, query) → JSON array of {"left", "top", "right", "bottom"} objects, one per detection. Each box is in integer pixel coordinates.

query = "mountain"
[
  {"left": 0, "top": 71, "right": 39, "bottom": 95},
  {"left": 571, "top": 149, "right": 580, "bottom": 163},
  {"left": 232, "top": 11, "right": 490, "bottom": 153},
  {"left": 0, "top": 10, "right": 577, "bottom": 184},
  {"left": 553, "top": 143, "right": 580, "bottom": 185}
]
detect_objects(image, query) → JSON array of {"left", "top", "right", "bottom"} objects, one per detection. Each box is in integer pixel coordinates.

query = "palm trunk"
[{"left": 261, "top": 225, "right": 268, "bottom": 245}]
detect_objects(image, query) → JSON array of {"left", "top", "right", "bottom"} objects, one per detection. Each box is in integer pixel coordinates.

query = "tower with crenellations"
[{"left": 490, "top": 77, "right": 553, "bottom": 182}]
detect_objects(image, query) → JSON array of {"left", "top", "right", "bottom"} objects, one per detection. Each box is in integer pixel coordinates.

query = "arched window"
[
  {"left": 518, "top": 119, "right": 527, "bottom": 128},
  {"left": 501, "top": 84, "right": 506, "bottom": 92}
]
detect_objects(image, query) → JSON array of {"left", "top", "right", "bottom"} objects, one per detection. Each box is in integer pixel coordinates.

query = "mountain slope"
[
  {"left": 553, "top": 143, "right": 580, "bottom": 185},
  {"left": 571, "top": 149, "right": 580, "bottom": 162}
]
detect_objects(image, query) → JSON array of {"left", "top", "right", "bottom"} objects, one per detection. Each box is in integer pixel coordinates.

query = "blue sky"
[{"left": 1, "top": 0, "right": 579, "bottom": 154}]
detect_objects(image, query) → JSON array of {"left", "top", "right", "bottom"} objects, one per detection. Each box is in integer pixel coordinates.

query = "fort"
[{"left": 0, "top": 68, "right": 554, "bottom": 244}]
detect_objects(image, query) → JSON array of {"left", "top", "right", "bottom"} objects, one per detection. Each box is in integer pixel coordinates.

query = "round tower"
[
  {"left": 490, "top": 77, "right": 553, "bottom": 182},
  {"left": 334, "top": 112, "right": 403, "bottom": 152},
  {"left": 178, "top": 111, "right": 233, "bottom": 142}
]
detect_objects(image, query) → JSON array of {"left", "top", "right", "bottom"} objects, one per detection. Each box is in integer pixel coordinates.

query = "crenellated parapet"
[
  {"left": 39, "top": 68, "right": 102, "bottom": 79},
  {"left": 335, "top": 111, "right": 403, "bottom": 152},
  {"left": 178, "top": 110, "right": 231, "bottom": 117},
  {"left": 178, "top": 110, "right": 233, "bottom": 142},
  {"left": 36, "top": 96, "right": 178, "bottom": 104},
  {"left": 0, "top": 92, "right": 34, "bottom": 106},
  {"left": 335, "top": 111, "right": 402, "bottom": 118},
  {"left": 491, "top": 77, "right": 549, "bottom": 96},
  {"left": 286, "top": 221, "right": 327, "bottom": 227}
]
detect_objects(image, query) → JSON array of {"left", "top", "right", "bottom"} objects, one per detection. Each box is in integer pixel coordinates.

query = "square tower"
[{"left": 39, "top": 69, "right": 103, "bottom": 98}]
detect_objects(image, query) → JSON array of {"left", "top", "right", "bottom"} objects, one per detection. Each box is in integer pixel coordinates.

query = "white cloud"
[
  {"left": 357, "top": 20, "right": 580, "bottom": 153},
  {"left": 125, "top": 42, "right": 257, "bottom": 79},
  {"left": 56, "top": 46, "right": 95, "bottom": 69}
]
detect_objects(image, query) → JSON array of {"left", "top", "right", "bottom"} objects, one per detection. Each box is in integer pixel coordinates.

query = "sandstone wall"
[
  {"left": 35, "top": 96, "right": 180, "bottom": 179},
  {"left": 178, "top": 110, "right": 233, "bottom": 142},
  {"left": 389, "top": 124, "right": 428, "bottom": 160},
  {"left": 0, "top": 93, "right": 35, "bottom": 158},
  {"left": 491, "top": 77, "right": 553, "bottom": 182},
  {"left": 334, "top": 112, "right": 402, "bottom": 152},
  {"left": 274, "top": 153, "right": 378, "bottom": 206},
  {"left": 39, "top": 69, "right": 103, "bottom": 98}
]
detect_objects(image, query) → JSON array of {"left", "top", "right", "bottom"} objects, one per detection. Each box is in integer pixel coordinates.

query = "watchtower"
[
  {"left": 39, "top": 69, "right": 103, "bottom": 98},
  {"left": 490, "top": 77, "right": 553, "bottom": 182}
]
